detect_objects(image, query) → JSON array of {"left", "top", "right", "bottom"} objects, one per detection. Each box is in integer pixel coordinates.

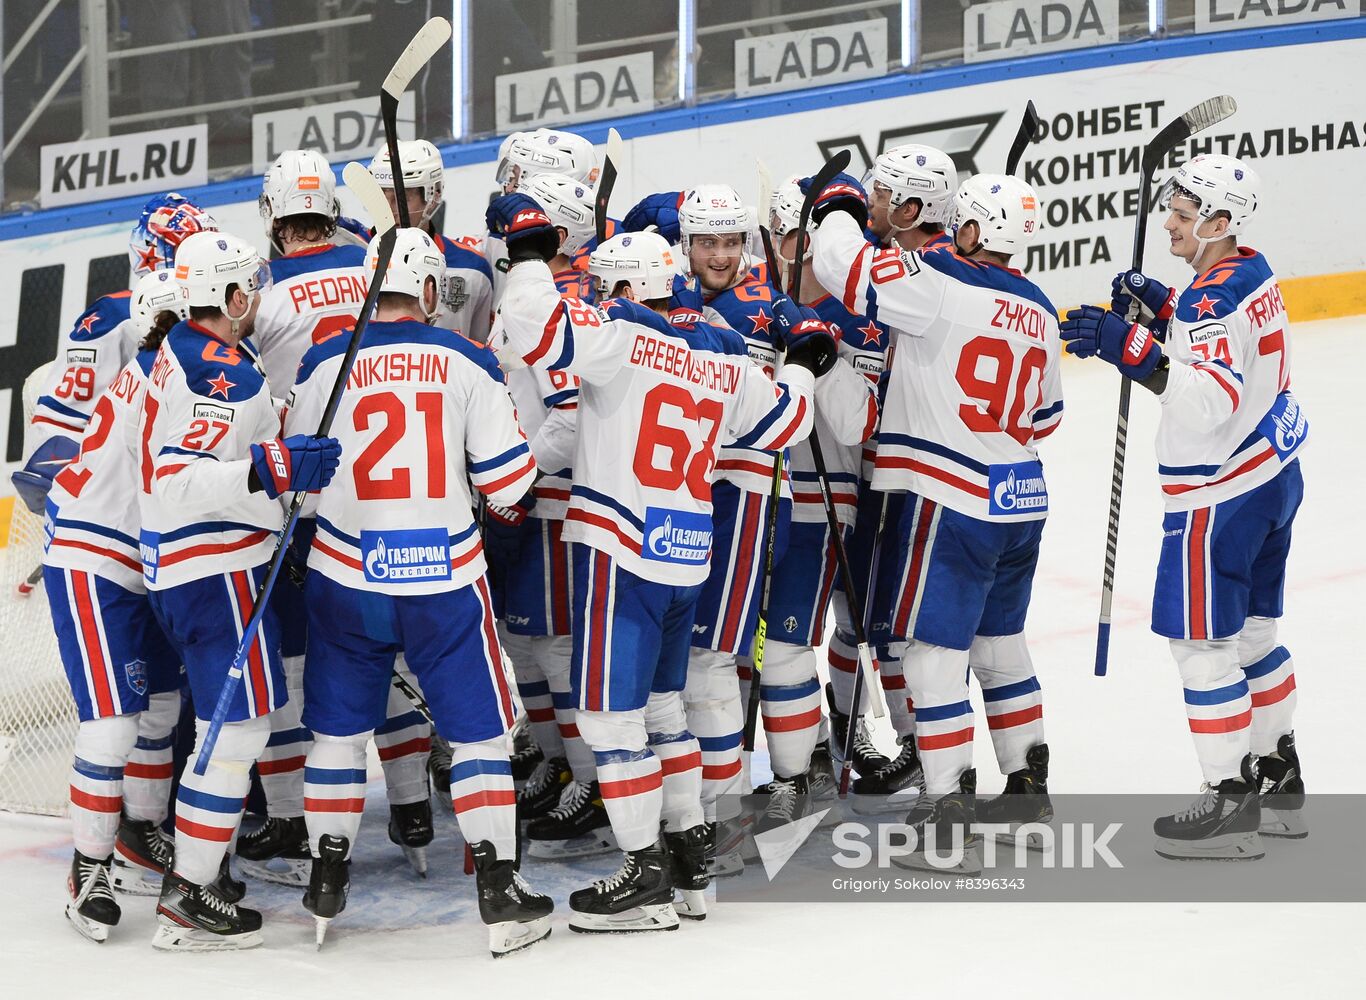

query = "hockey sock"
[
  {"left": 969, "top": 633, "right": 1044, "bottom": 776},
  {"left": 1238, "top": 617, "right": 1297, "bottom": 756},
  {"left": 70, "top": 714, "right": 138, "bottom": 858},
  {"left": 175, "top": 716, "right": 269, "bottom": 885},
  {"left": 303, "top": 732, "right": 368, "bottom": 857},
  {"left": 900, "top": 641, "right": 974, "bottom": 796},
  {"left": 760, "top": 641, "right": 822, "bottom": 778},
  {"left": 826, "top": 627, "right": 859, "bottom": 714},
  {"left": 683, "top": 648, "right": 744, "bottom": 822},
  {"left": 879, "top": 643, "right": 916, "bottom": 741},
  {"left": 537, "top": 635, "right": 596, "bottom": 782},
  {"left": 448, "top": 738, "right": 518, "bottom": 861},
  {"left": 506, "top": 629, "right": 562, "bottom": 759},
  {"left": 1171, "top": 638, "right": 1252, "bottom": 784},
  {"left": 579, "top": 708, "right": 662, "bottom": 852},
  {"left": 256, "top": 654, "right": 309, "bottom": 817},
  {"left": 375, "top": 681, "right": 431, "bottom": 807},
  {"left": 644, "top": 691, "right": 703, "bottom": 833},
  {"left": 124, "top": 691, "right": 179, "bottom": 824}
]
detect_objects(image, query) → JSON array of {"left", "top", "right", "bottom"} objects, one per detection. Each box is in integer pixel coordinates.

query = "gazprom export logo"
[
  {"left": 989, "top": 460, "right": 1048, "bottom": 516},
  {"left": 361, "top": 527, "right": 452, "bottom": 583},
  {"left": 642, "top": 507, "right": 713, "bottom": 565}
]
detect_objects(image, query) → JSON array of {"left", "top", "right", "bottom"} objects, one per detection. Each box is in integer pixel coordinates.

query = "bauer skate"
[
  {"left": 890, "top": 768, "right": 983, "bottom": 875},
  {"left": 112, "top": 815, "right": 173, "bottom": 895},
  {"left": 235, "top": 815, "right": 310, "bottom": 886},
  {"left": 1258, "top": 733, "right": 1308, "bottom": 839},
  {"left": 302, "top": 835, "right": 350, "bottom": 948},
  {"left": 975, "top": 743, "right": 1052, "bottom": 850},
  {"left": 568, "top": 841, "right": 679, "bottom": 933},
  {"left": 470, "top": 840, "right": 553, "bottom": 956},
  {"left": 851, "top": 736, "right": 924, "bottom": 816},
  {"left": 664, "top": 824, "right": 711, "bottom": 919},
  {"left": 66, "top": 851, "right": 120, "bottom": 943},
  {"left": 526, "top": 779, "right": 616, "bottom": 860},
  {"left": 1154, "top": 755, "right": 1264, "bottom": 861},
  {"left": 153, "top": 870, "right": 263, "bottom": 951},
  {"left": 388, "top": 799, "right": 434, "bottom": 877}
]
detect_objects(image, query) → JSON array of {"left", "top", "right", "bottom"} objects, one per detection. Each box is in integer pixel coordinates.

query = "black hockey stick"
[
  {"left": 594, "top": 128, "right": 624, "bottom": 243},
  {"left": 381, "top": 16, "right": 452, "bottom": 228},
  {"left": 195, "top": 168, "right": 399, "bottom": 775},
  {"left": 742, "top": 149, "right": 854, "bottom": 752},
  {"left": 1005, "top": 101, "right": 1041, "bottom": 176},
  {"left": 1093, "top": 95, "right": 1237, "bottom": 678}
]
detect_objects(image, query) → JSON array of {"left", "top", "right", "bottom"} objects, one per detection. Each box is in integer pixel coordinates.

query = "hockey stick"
[
  {"left": 194, "top": 166, "right": 399, "bottom": 775},
  {"left": 1005, "top": 101, "right": 1041, "bottom": 176},
  {"left": 594, "top": 128, "right": 624, "bottom": 243},
  {"left": 381, "top": 16, "right": 453, "bottom": 227},
  {"left": 1093, "top": 95, "right": 1237, "bottom": 678},
  {"left": 742, "top": 149, "right": 855, "bottom": 752},
  {"left": 16, "top": 563, "right": 42, "bottom": 597}
]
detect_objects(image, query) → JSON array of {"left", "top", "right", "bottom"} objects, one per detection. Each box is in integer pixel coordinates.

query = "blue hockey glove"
[
  {"left": 623, "top": 191, "right": 683, "bottom": 244},
  {"left": 1110, "top": 269, "right": 1176, "bottom": 333},
  {"left": 1060, "top": 305, "right": 1162, "bottom": 380},
  {"left": 797, "top": 172, "right": 868, "bottom": 228},
  {"left": 485, "top": 194, "right": 559, "bottom": 263},
  {"left": 249, "top": 435, "right": 341, "bottom": 499},
  {"left": 11, "top": 436, "right": 80, "bottom": 513}
]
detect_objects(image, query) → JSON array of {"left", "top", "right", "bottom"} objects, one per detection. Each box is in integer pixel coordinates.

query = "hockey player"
[
  {"left": 43, "top": 271, "right": 190, "bottom": 941},
  {"left": 285, "top": 227, "right": 553, "bottom": 955},
  {"left": 808, "top": 171, "right": 1062, "bottom": 872},
  {"left": 490, "top": 194, "right": 829, "bottom": 931},
  {"left": 864, "top": 144, "right": 958, "bottom": 254},
  {"left": 12, "top": 193, "right": 215, "bottom": 517},
  {"left": 139, "top": 231, "right": 340, "bottom": 950},
  {"left": 1061, "top": 154, "right": 1307, "bottom": 859},
  {"left": 248, "top": 150, "right": 436, "bottom": 881},
  {"left": 369, "top": 138, "right": 494, "bottom": 342}
]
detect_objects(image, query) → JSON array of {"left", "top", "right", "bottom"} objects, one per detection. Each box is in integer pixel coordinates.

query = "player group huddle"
[{"left": 12, "top": 121, "right": 1308, "bottom": 956}]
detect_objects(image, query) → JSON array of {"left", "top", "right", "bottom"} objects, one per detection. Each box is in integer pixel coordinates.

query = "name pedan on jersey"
[
  {"left": 137, "top": 322, "right": 284, "bottom": 590},
  {"left": 255, "top": 243, "right": 368, "bottom": 395},
  {"left": 812, "top": 213, "right": 1064, "bottom": 523},
  {"left": 44, "top": 351, "right": 157, "bottom": 593},
  {"left": 431, "top": 233, "right": 495, "bottom": 343},
  {"left": 494, "top": 260, "right": 816, "bottom": 587},
  {"left": 287, "top": 318, "right": 536, "bottom": 596},
  {"left": 1155, "top": 247, "right": 1307, "bottom": 511}
]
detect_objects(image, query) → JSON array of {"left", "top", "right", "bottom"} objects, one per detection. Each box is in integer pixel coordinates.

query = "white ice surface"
[{"left": 3, "top": 316, "right": 1362, "bottom": 997}]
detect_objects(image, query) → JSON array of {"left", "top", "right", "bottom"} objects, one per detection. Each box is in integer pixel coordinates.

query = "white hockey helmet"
[
  {"left": 495, "top": 128, "right": 599, "bottom": 190},
  {"left": 368, "top": 227, "right": 446, "bottom": 313},
  {"left": 678, "top": 184, "right": 756, "bottom": 258},
  {"left": 769, "top": 175, "right": 804, "bottom": 239},
  {"left": 369, "top": 139, "right": 445, "bottom": 225},
  {"left": 1157, "top": 153, "right": 1260, "bottom": 236},
  {"left": 522, "top": 174, "right": 597, "bottom": 256},
  {"left": 868, "top": 144, "right": 958, "bottom": 226},
  {"left": 174, "top": 232, "right": 270, "bottom": 311},
  {"left": 260, "top": 149, "right": 340, "bottom": 239},
  {"left": 589, "top": 231, "right": 678, "bottom": 301},
  {"left": 951, "top": 174, "right": 1039, "bottom": 256},
  {"left": 130, "top": 269, "right": 189, "bottom": 334}
]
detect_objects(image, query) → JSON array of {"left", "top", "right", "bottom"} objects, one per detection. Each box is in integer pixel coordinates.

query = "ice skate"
[
  {"left": 664, "top": 824, "right": 711, "bottom": 920},
  {"left": 1258, "top": 732, "right": 1307, "bottom": 839},
  {"left": 112, "top": 815, "right": 173, "bottom": 895},
  {"left": 568, "top": 842, "right": 679, "bottom": 933},
  {"left": 65, "top": 851, "right": 120, "bottom": 943},
  {"left": 851, "top": 735, "right": 924, "bottom": 815},
  {"left": 890, "top": 768, "right": 983, "bottom": 875},
  {"left": 469, "top": 840, "right": 553, "bottom": 956},
  {"left": 428, "top": 735, "right": 454, "bottom": 812},
  {"left": 516, "top": 755, "right": 571, "bottom": 823},
  {"left": 826, "top": 683, "right": 890, "bottom": 776},
  {"left": 525, "top": 780, "right": 617, "bottom": 859},
  {"left": 1154, "top": 755, "right": 1264, "bottom": 861},
  {"left": 152, "top": 870, "right": 263, "bottom": 951},
  {"left": 302, "top": 834, "right": 350, "bottom": 949},
  {"left": 508, "top": 718, "right": 543, "bottom": 786},
  {"left": 234, "top": 815, "right": 310, "bottom": 886},
  {"left": 976, "top": 743, "right": 1052, "bottom": 850},
  {"left": 388, "top": 799, "right": 434, "bottom": 877}
]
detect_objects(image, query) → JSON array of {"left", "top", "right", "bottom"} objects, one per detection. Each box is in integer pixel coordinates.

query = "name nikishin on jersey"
[
  {"left": 629, "top": 333, "right": 740, "bottom": 392},
  {"left": 288, "top": 274, "right": 369, "bottom": 313},
  {"left": 347, "top": 351, "right": 451, "bottom": 389}
]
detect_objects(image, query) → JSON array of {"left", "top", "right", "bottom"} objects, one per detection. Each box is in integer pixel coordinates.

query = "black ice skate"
[
  {"left": 809, "top": 737, "right": 836, "bottom": 784},
  {"left": 568, "top": 841, "right": 679, "bottom": 933},
  {"left": 664, "top": 824, "right": 711, "bottom": 920},
  {"left": 428, "top": 735, "right": 454, "bottom": 812},
  {"left": 525, "top": 780, "right": 616, "bottom": 860},
  {"left": 388, "top": 799, "right": 434, "bottom": 877},
  {"left": 152, "top": 870, "right": 263, "bottom": 951},
  {"left": 976, "top": 743, "right": 1053, "bottom": 850},
  {"left": 891, "top": 768, "right": 983, "bottom": 875},
  {"left": 826, "top": 683, "right": 890, "bottom": 776},
  {"left": 213, "top": 854, "right": 246, "bottom": 904},
  {"left": 509, "top": 718, "right": 543, "bottom": 785},
  {"left": 1258, "top": 732, "right": 1307, "bottom": 839},
  {"left": 703, "top": 817, "right": 746, "bottom": 878},
  {"left": 517, "top": 755, "right": 572, "bottom": 823},
  {"left": 756, "top": 772, "right": 813, "bottom": 834},
  {"left": 66, "top": 851, "right": 120, "bottom": 943},
  {"left": 235, "top": 815, "right": 310, "bottom": 886},
  {"left": 112, "top": 815, "right": 173, "bottom": 895},
  {"left": 1154, "top": 755, "right": 1264, "bottom": 861},
  {"left": 302, "top": 834, "right": 350, "bottom": 949},
  {"left": 470, "top": 840, "right": 553, "bottom": 956},
  {"left": 852, "top": 736, "right": 925, "bottom": 815}
]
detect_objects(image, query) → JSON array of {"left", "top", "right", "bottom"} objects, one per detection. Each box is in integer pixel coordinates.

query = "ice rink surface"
[{"left": 2, "top": 316, "right": 1361, "bottom": 998}]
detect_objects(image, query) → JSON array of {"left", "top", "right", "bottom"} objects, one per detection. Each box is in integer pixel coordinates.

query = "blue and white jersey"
[
  {"left": 285, "top": 318, "right": 536, "bottom": 596},
  {"left": 1155, "top": 247, "right": 1307, "bottom": 512},
  {"left": 431, "top": 232, "right": 495, "bottom": 344},
  {"left": 136, "top": 322, "right": 283, "bottom": 590}
]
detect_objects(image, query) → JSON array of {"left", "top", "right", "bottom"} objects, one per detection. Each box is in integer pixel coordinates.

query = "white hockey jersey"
[
  {"left": 431, "top": 233, "right": 495, "bottom": 344},
  {"left": 43, "top": 351, "right": 156, "bottom": 592},
  {"left": 255, "top": 243, "right": 369, "bottom": 395},
  {"left": 493, "top": 260, "right": 816, "bottom": 587},
  {"left": 286, "top": 318, "right": 536, "bottom": 596},
  {"left": 1154, "top": 247, "right": 1307, "bottom": 511},
  {"left": 812, "top": 213, "right": 1064, "bottom": 523},
  {"left": 137, "top": 322, "right": 284, "bottom": 590}
]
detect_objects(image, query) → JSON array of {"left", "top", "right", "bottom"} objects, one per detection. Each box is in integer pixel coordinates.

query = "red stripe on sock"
[
  {"left": 599, "top": 770, "right": 663, "bottom": 799},
  {"left": 175, "top": 816, "right": 236, "bottom": 842},
  {"left": 377, "top": 737, "right": 432, "bottom": 762},
  {"left": 304, "top": 796, "right": 366, "bottom": 813},
  {"left": 1251, "top": 674, "right": 1296, "bottom": 708},
  {"left": 986, "top": 705, "right": 1043, "bottom": 731},
  {"left": 124, "top": 761, "right": 175, "bottom": 780},
  {"left": 256, "top": 755, "right": 306, "bottom": 775},
  {"left": 917, "top": 727, "right": 974, "bottom": 751},
  {"left": 70, "top": 786, "right": 122, "bottom": 813},
  {"left": 762, "top": 706, "right": 822, "bottom": 733},
  {"left": 700, "top": 760, "right": 743, "bottom": 781},
  {"left": 452, "top": 788, "right": 518, "bottom": 812},
  {"left": 1188, "top": 709, "right": 1252, "bottom": 734},
  {"left": 659, "top": 751, "right": 702, "bottom": 776}
]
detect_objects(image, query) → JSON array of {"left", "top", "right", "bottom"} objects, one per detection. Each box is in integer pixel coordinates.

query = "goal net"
[{"left": 0, "top": 362, "right": 76, "bottom": 816}]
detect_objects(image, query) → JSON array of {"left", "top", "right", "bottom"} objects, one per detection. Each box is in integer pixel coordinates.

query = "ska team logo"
[
  {"left": 124, "top": 659, "right": 148, "bottom": 696},
  {"left": 361, "top": 528, "right": 452, "bottom": 583},
  {"left": 643, "top": 508, "right": 713, "bottom": 565},
  {"left": 988, "top": 460, "right": 1048, "bottom": 517}
]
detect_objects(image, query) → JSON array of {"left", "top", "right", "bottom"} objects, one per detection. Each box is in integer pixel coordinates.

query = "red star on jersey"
[
  {"left": 206, "top": 371, "right": 236, "bottom": 399},
  {"left": 857, "top": 320, "right": 884, "bottom": 347},
  {"left": 1191, "top": 293, "right": 1220, "bottom": 319},
  {"left": 749, "top": 308, "right": 773, "bottom": 336},
  {"left": 76, "top": 312, "right": 99, "bottom": 335},
  {"left": 134, "top": 243, "right": 163, "bottom": 273}
]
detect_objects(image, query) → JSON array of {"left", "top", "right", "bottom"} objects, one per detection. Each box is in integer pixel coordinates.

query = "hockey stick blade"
[
  {"left": 1141, "top": 95, "right": 1237, "bottom": 180},
  {"left": 382, "top": 16, "right": 453, "bottom": 99},
  {"left": 1005, "top": 100, "right": 1041, "bottom": 175},
  {"left": 343, "top": 161, "right": 396, "bottom": 235},
  {"left": 594, "top": 128, "right": 623, "bottom": 244}
]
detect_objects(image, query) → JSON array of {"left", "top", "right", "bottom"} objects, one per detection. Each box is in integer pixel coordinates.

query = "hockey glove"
[
  {"left": 623, "top": 191, "right": 684, "bottom": 245},
  {"left": 10, "top": 435, "right": 80, "bottom": 513},
  {"left": 1110, "top": 269, "right": 1176, "bottom": 335},
  {"left": 249, "top": 435, "right": 342, "bottom": 499},
  {"left": 482, "top": 492, "right": 535, "bottom": 568},
  {"left": 782, "top": 317, "right": 839, "bottom": 377},
  {"left": 797, "top": 172, "right": 869, "bottom": 229},
  {"left": 485, "top": 194, "right": 559, "bottom": 264},
  {"left": 1060, "top": 305, "right": 1162, "bottom": 381},
  {"left": 669, "top": 273, "right": 705, "bottom": 317}
]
